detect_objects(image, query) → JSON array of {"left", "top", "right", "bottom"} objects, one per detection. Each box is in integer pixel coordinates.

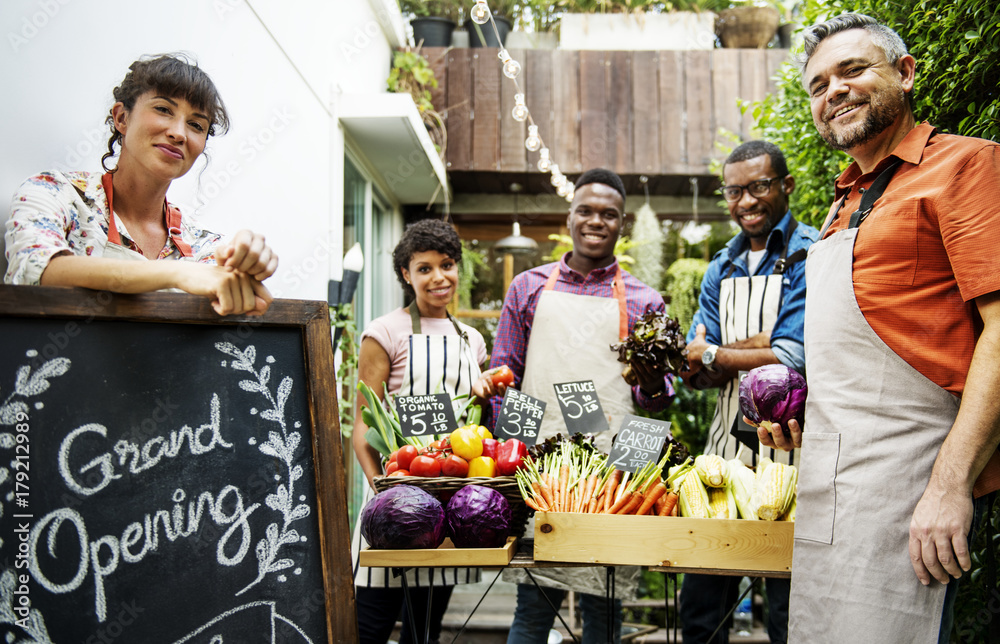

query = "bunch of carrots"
[{"left": 514, "top": 441, "right": 692, "bottom": 517}]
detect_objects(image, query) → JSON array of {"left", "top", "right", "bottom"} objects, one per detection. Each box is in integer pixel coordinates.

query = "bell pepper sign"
[{"left": 496, "top": 438, "right": 528, "bottom": 476}]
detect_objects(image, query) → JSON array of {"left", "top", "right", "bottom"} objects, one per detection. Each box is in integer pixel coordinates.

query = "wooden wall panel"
[
  {"left": 579, "top": 51, "right": 608, "bottom": 174},
  {"left": 739, "top": 50, "right": 767, "bottom": 140},
  {"left": 659, "top": 51, "right": 687, "bottom": 173},
  {"left": 632, "top": 51, "right": 661, "bottom": 174},
  {"left": 551, "top": 50, "right": 581, "bottom": 173},
  {"left": 606, "top": 51, "right": 631, "bottom": 174},
  {"left": 500, "top": 49, "right": 528, "bottom": 171},
  {"left": 446, "top": 48, "right": 473, "bottom": 171},
  {"left": 526, "top": 49, "right": 554, "bottom": 173},
  {"left": 712, "top": 49, "right": 741, "bottom": 149},
  {"left": 684, "top": 51, "right": 713, "bottom": 170},
  {"left": 472, "top": 50, "right": 501, "bottom": 170}
]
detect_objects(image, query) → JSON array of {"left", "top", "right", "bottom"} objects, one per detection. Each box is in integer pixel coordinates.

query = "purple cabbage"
[
  {"left": 361, "top": 485, "right": 446, "bottom": 550},
  {"left": 738, "top": 364, "right": 807, "bottom": 433},
  {"left": 445, "top": 485, "right": 511, "bottom": 548}
]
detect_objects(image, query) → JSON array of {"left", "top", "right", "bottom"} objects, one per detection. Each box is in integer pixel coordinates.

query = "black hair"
[
  {"left": 392, "top": 218, "right": 463, "bottom": 299},
  {"left": 724, "top": 140, "right": 789, "bottom": 178},
  {"left": 102, "top": 53, "right": 230, "bottom": 172},
  {"left": 573, "top": 168, "right": 627, "bottom": 206}
]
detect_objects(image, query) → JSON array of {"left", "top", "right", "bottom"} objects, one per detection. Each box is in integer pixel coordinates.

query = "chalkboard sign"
[
  {"left": 0, "top": 286, "right": 355, "bottom": 643},
  {"left": 395, "top": 393, "right": 457, "bottom": 437},
  {"left": 608, "top": 414, "right": 672, "bottom": 473},
  {"left": 494, "top": 389, "right": 546, "bottom": 445},
  {"left": 552, "top": 380, "right": 608, "bottom": 436}
]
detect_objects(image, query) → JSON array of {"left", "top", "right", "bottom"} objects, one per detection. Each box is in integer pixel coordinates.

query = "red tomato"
[
  {"left": 396, "top": 445, "right": 418, "bottom": 471},
  {"left": 491, "top": 366, "right": 515, "bottom": 388},
  {"left": 388, "top": 469, "right": 409, "bottom": 477},
  {"left": 388, "top": 451, "right": 398, "bottom": 463},
  {"left": 429, "top": 440, "right": 442, "bottom": 450},
  {"left": 410, "top": 454, "right": 442, "bottom": 477},
  {"left": 441, "top": 454, "right": 470, "bottom": 478},
  {"left": 385, "top": 461, "right": 400, "bottom": 475}
]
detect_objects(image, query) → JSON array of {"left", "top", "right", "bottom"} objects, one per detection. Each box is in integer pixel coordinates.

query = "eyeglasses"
[{"left": 721, "top": 177, "right": 785, "bottom": 203}]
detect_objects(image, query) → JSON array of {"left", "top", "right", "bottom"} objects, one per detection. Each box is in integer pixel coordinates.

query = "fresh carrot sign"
[{"left": 609, "top": 414, "right": 672, "bottom": 473}]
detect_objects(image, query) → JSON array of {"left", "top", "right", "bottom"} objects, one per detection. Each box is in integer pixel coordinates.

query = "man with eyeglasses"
[
  {"left": 679, "top": 140, "right": 817, "bottom": 644},
  {"left": 759, "top": 13, "right": 1000, "bottom": 643}
]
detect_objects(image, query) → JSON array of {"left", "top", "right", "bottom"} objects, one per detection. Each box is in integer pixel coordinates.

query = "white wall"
[{"left": 0, "top": 0, "right": 407, "bottom": 300}]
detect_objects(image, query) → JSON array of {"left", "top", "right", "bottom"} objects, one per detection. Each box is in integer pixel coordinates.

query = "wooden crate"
[
  {"left": 360, "top": 537, "right": 517, "bottom": 568},
  {"left": 533, "top": 512, "right": 792, "bottom": 576}
]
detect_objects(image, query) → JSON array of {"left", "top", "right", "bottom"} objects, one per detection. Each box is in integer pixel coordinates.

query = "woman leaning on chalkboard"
[
  {"left": 4, "top": 54, "right": 277, "bottom": 316},
  {"left": 351, "top": 218, "right": 493, "bottom": 644}
]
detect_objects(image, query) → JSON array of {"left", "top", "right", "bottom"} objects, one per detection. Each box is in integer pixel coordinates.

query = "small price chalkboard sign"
[
  {"left": 395, "top": 393, "right": 458, "bottom": 437},
  {"left": 494, "top": 388, "right": 546, "bottom": 445},
  {"left": 608, "top": 414, "right": 673, "bottom": 473},
  {"left": 553, "top": 380, "right": 608, "bottom": 436}
]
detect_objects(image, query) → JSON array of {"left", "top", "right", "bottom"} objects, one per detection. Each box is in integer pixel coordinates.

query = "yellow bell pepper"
[
  {"left": 468, "top": 456, "right": 497, "bottom": 478},
  {"left": 450, "top": 427, "right": 483, "bottom": 461},
  {"left": 474, "top": 425, "right": 492, "bottom": 440}
]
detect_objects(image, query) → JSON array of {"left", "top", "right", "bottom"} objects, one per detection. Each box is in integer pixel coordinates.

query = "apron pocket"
[{"left": 794, "top": 432, "right": 840, "bottom": 545}]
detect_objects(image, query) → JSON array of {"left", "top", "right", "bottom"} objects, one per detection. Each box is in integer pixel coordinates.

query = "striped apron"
[
  {"left": 351, "top": 306, "right": 482, "bottom": 589},
  {"left": 704, "top": 226, "right": 800, "bottom": 467}
]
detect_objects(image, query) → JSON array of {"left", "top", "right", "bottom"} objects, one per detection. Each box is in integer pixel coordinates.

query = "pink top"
[{"left": 361, "top": 307, "right": 488, "bottom": 395}]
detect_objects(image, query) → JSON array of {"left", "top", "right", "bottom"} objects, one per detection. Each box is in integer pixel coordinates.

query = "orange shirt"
[{"left": 823, "top": 122, "right": 1000, "bottom": 496}]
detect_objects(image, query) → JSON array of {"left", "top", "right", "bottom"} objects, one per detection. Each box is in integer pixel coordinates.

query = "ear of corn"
[
  {"left": 727, "top": 458, "right": 758, "bottom": 520},
  {"left": 780, "top": 495, "right": 797, "bottom": 522},
  {"left": 754, "top": 460, "right": 798, "bottom": 521},
  {"left": 694, "top": 454, "right": 729, "bottom": 488},
  {"left": 708, "top": 482, "right": 738, "bottom": 519},
  {"left": 678, "top": 470, "right": 712, "bottom": 518}
]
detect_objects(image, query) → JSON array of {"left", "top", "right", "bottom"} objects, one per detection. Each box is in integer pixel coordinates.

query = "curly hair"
[
  {"left": 392, "top": 218, "right": 463, "bottom": 299},
  {"left": 103, "top": 53, "right": 230, "bottom": 172}
]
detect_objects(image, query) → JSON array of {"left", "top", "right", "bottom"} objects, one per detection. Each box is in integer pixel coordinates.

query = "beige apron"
[
  {"left": 352, "top": 309, "right": 482, "bottom": 589},
  {"left": 101, "top": 172, "right": 193, "bottom": 264},
  {"left": 505, "top": 266, "right": 641, "bottom": 599},
  {"left": 789, "top": 226, "right": 956, "bottom": 643}
]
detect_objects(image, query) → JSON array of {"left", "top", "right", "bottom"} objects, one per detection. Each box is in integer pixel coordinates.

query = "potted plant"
[
  {"left": 386, "top": 47, "right": 448, "bottom": 160},
  {"left": 399, "top": 0, "right": 463, "bottom": 47},
  {"left": 464, "top": 0, "right": 518, "bottom": 48},
  {"left": 714, "top": 1, "right": 781, "bottom": 49}
]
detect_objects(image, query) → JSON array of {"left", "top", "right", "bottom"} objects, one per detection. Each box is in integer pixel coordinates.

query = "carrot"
[
  {"left": 616, "top": 491, "right": 645, "bottom": 515},
  {"left": 660, "top": 491, "right": 679, "bottom": 517},
  {"left": 635, "top": 482, "right": 667, "bottom": 516},
  {"left": 524, "top": 497, "right": 545, "bottom": 512},
  {"left": 536, "top": 478, "right": 555, "bottom": 511},
  {"left": 603, "top": 469, "right": 622, "bottom": 513},
  {"left": 587, "top": 489, "right": 603, "bottom": 514},
  {"left": 581, "top": 475, "right": 598, "bottom": 512},
  {"left": 559, "top": 465, "right": 570, "bottom": 512},
  {"left": 607, "top": 488, "right": 635, "bottom": 514}
]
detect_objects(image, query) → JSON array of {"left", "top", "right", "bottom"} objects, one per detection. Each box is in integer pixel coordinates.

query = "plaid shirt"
[{"left": 488, "top": 253, "right": 674, "bottom": 427}]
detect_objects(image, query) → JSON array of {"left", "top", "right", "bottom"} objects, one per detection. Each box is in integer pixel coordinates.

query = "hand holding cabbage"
[{"left": 739, "top": 364, "right": 806, "bottom": 451}]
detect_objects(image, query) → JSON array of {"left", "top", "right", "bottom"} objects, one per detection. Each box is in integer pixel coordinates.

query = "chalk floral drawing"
[
  {"left": 0, "top": 350, "right": 66, "bottom": 643},
  {"left": 215, "top": 342, "right": 310, "bottom": 596}
]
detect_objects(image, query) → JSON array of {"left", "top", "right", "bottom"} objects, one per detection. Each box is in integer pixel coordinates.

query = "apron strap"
[
  {"left": 100, "top": 172, "right": 193, "bottom": 258},
  {"left": 818, "top": 156, "right": 907, "bottom": 238},
  {"left": 544, "top": 265, "right": 628, "bottom": 340},
  {"left": 409, "top": 304, "right": 471, "bottom": 345},
  {"left": 723, "top": 216, "right": 804, "bottom": 279}
]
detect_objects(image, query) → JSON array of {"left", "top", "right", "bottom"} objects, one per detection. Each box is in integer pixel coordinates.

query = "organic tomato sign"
[
  {"left": 552, "top": 380, "right": 608, "bottom": 437},
  {"left": 494, "top": 389, "right": 545, "bottom": 446},
  {"left": 395, "top": 393, "right": 458, "bottom": 437},
  {"left": 608, "top": 414, "right": 672, "bottom": 473}
]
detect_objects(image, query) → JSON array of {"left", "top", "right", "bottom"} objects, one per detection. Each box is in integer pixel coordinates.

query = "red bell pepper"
[
  {"left": 496, "top": 438, "right": 528, "bottom": 476},
  {"left": 481, "top": 438, "right": 500, "bottom": 461}
]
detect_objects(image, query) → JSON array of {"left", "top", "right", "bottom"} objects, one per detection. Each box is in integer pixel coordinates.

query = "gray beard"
[{"left": 818, "top": 88, "right": 905, "bottom": 152}]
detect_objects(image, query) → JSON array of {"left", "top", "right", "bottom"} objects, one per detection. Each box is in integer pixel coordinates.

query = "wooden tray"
[
  {"left": 533, "top": 512, "right": 792, "bottom": 576},
  {"left": 360, "top": 537, "right": 517, "bottom": 568}
]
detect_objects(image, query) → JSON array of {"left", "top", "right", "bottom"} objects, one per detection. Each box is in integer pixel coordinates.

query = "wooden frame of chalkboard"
[{"left": 0, "top": 285, "right": 356, "bottom": 643}]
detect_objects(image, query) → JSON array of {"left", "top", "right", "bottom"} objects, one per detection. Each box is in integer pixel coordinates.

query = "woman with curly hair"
[{"left": 351, "top": 218, "right": 491, "bottom": 644}]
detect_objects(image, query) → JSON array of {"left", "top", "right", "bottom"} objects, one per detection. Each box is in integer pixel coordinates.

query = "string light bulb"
[
  {"left": 525, "top": 125, "right": 541, "bottom": 152},
  {"left": 511, "top": 93, "right": 529, "bottom": 122},
  {"left": 499, "top": 49, "right": 522, "bottom": 79},
  {"left": 537, "top": 147, "right": 551, "bottom": 172},
  {"left": 557, "top": 181, "right": 573, "bottom": 198},
  {"left": 470, "top": 0, "right": 491, "bottom": 24},
  {"left": 565, "top": 188, "right": 575, "bottom": 203}
]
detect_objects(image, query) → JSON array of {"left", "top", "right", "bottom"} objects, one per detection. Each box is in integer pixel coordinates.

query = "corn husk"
[
  {"left": 727, "top": 458, "right": 758, "bottom": 520},
  {"left": 678, "top": 470, "right": 712, "bottom": 518},
  {"left": 694, "top": 454, "right": 729, "bottom": 488}
]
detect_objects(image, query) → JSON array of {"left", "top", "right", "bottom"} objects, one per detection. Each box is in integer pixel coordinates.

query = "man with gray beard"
[{"left": 760, "top": 13, "right": 1000, "bottom": 644}]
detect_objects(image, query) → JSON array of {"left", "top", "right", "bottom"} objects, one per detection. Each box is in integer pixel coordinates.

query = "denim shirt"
[{"left": 688, "top": 211, "right": 818, "bottom": 373}]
